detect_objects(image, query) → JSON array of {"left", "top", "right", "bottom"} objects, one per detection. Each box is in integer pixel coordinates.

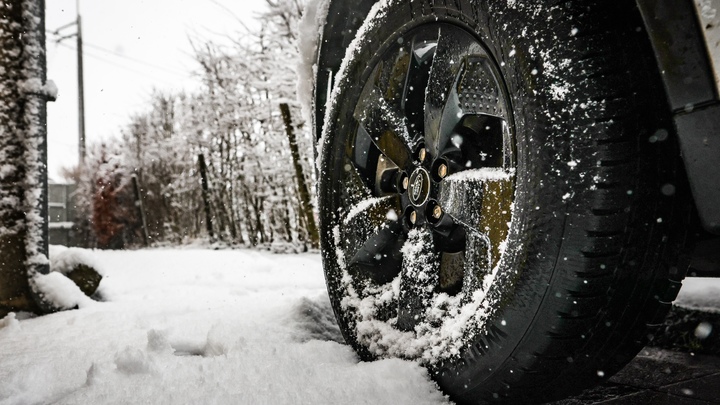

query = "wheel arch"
[{"left": 313, "top": 0, "right": 377, "bottom": 144}]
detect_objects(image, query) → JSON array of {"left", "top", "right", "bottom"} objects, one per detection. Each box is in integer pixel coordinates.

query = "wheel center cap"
[{"left": 408, "top": 168, "right": 430, "bottom": 206}]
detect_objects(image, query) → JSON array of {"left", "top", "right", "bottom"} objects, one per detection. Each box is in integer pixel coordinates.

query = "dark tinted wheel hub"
[{"left": 408, "top": 168, "right": 430, "bottom": 206}]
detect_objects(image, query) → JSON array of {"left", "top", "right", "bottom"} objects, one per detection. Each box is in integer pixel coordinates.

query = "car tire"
[{"left": 318, "top": 0, "right": 688, "bottom": 403}]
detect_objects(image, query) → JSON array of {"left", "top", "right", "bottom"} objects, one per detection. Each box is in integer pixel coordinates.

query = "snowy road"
[{"left": 0, "top": 249, "right": 449, "bottom": 405}]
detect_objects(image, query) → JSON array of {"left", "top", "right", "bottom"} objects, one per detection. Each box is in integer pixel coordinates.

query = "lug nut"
[
  {"left": 418, "top": 147, "right": 426, "bottom": 162},
  {"left": 438, "top": 163, "right": 448, "bottom": 179},
  {"left": 409, "top": 210, "right": 417, "bottom": 224},
  {"left": 402, "top": 176, "right": 409, "bottom": 190},
  {"left": 432, "top": 205, "right": 443, "bottom": 219}
]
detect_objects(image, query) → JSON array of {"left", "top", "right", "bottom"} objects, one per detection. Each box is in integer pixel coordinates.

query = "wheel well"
[
  {"left": 636, "top": 0, "right": 720, "bottom": 234},
  {"left": 635, "top": 0, "right": 718, "bottom": 111}
]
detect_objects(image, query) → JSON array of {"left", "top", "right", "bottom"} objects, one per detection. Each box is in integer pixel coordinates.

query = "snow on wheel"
[{"left": 318, "top": 0, "right": 687, "bottom": 403}]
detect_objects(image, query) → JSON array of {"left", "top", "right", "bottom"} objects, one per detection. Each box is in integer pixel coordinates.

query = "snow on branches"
[{"left": 70, "top": 0, "right": 317, "bottom": 250}]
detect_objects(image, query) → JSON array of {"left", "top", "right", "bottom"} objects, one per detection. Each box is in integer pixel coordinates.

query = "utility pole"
[
  {"left": 76, "top": 6, "right": 86, "bottom": 164},
  {"left": 50, "top": 0, "right": 86, "bottom": 166}
]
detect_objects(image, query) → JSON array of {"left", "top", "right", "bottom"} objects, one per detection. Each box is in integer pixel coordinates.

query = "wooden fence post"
[
  {"left": 197, "top": 153, "right": 214, "bottom": 240},
  {"left": 131, "top": 175, "right": 150, "bottom": 246},
  {"left": 279, "top": 103, "right": 319, "bottom": 249}
]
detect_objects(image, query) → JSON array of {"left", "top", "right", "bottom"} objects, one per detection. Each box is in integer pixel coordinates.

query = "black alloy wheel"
[{"left": 339, "top": 22, "right": 515, "bottom": 332}]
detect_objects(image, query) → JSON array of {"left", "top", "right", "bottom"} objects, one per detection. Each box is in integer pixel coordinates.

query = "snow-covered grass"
[
  {"left": 0, "top": 249, "right": 448, "bottom": 405},
  {"left": 2, "top": 248, "right": 718, "bottom": 405}
]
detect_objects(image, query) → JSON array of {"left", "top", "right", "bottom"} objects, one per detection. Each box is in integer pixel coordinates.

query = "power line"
[
  {"left": 55, "top": 42, "right": 181, "bottom": 89},
  {"left": 82, "top": 41, "right": 190, "bottom": 77},
  {"left": 49, "top": 37, "right": 190, "bottom": 79}
]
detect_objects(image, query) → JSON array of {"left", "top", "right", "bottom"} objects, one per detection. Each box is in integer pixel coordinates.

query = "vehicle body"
[{"left": 308, "top": 0, "right": 720, "bottom": 402}]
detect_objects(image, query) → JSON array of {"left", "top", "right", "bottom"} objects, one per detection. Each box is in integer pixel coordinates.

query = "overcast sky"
[{"left": 45, "top": 0, "right": 265, "bottom": 181}]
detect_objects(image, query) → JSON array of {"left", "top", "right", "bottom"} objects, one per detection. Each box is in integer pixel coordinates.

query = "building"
[{"left": 48, "top": 182, "right": 79, "bottom": 246}]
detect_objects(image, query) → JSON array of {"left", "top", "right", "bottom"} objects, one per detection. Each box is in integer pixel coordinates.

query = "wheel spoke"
[
  {"left": 397, "top": 228, "right": 439, "bottom": 331},
  {"left": 350, "top": 223, "right": 406, "bottom": 285},
  {"left": 341, "top": 195, "right": 405, "bottom": 284},
  {"left": 351, "top": 126, "right": 405, "bottom": 196},
  {"left": 424, "top": 27, "right": 476, "bottom": 158},
  {"left": 438, "top": 168, "right": 514, "bottom": 268},
  {"left": 403, "top": 36, "right": 436, "bottom": 141},
  {"left": 355, "top": 86, "right": 413, "bottom": 170},
  {"left": 340, "top": 156, "right": 374, "bottom": 207}
]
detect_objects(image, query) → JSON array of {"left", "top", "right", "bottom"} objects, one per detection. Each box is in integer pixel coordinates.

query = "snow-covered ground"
[
  {"left": 0, "top": 249, "right": 448, "bottom": 405},
  {"left": 1, "top": 248, "right": 718, "bottom": 405},
  {"left": 675, "top": 277, "right": 720, "bottom": 314}
]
